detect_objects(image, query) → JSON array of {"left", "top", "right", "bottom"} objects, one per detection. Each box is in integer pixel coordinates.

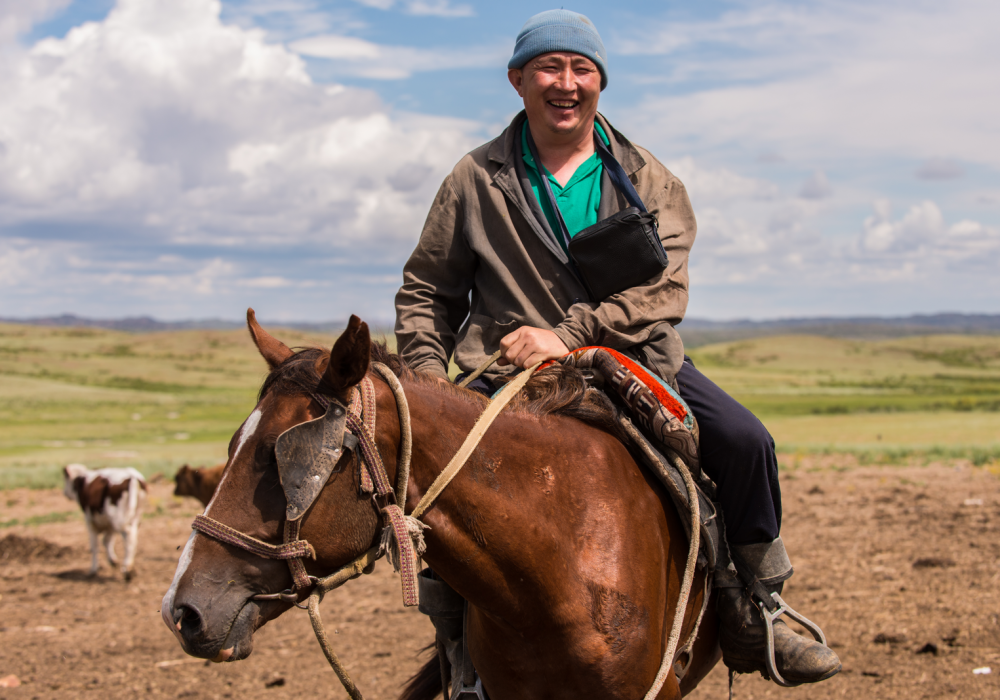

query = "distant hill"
[
  {"left": 1, "top": 312, "right": 998, "bottom": 346},
  {"left": 0, "top": 313, "right": 351, "bottom": 334},
  {"left": 677, "top": 313, "right": 1000, "bottom": 347}
]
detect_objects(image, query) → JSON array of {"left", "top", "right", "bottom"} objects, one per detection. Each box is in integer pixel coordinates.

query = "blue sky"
[{"left": 1, "top": 0, "right": 998, "bottom": 324}]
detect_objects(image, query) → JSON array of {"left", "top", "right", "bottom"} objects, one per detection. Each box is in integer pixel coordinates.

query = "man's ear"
[
  {"left": 246, "top": 308, "right": 294, "bottom": 370},
  {"left": 508, "top": 68, "right": 524, "bottom": 96},
  {"left": 318, "top": 315, "right": 370, "bottom": 399}
]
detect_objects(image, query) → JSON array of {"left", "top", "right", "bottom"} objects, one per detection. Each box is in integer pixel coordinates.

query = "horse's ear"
[
  {"left": 246, "top": 308, "right": 294, "bottom": 370},
  {"left": 318, "top": 315, "right": 370, "bottom": 398}
]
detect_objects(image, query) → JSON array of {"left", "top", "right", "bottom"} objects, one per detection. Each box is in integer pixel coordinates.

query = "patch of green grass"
[
  {"left": 689, "top": 334, "right": 1000, "bottom": 420},
  {"left": 0, "top": 321, "right": 376, "bottom": 491},
  {"left": 776, "top": 444, "right": 1000, "bottom": 467},
  {"left": 1, "top": 510, "right": 79, "bottom": 528}
]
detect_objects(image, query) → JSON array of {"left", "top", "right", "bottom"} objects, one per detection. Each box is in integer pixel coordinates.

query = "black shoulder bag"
[{"left": 526, "top": 128, "right": 668, "bottom": 301}]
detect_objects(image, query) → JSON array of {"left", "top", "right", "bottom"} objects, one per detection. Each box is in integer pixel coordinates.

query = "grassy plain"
[
  {"left": 687, "top": 334, "right": 1000, "bottom": 461},
  {"left": 0, "top": 323, "right": 394, "bottom": 490},
  {"left": 0, "top": 324, "right": 998, "bottom": 490}
]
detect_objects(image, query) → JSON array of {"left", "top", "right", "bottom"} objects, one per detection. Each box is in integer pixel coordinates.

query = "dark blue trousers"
[{"left": 676, "top": 357, "right": 781, "bottom": 545}]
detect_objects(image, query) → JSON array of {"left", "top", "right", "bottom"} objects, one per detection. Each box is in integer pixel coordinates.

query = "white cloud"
[
  {"left": 0, "top": 0, "right": 71, "bottom": 45},
  {"left": 799, "top": 170, "right": 831, "bottom": 200},
  {"left": 0, "top": 0, "right": 485, "bottom": 319},
  {"left": 289, "top": 34, "right": 506, "bottom": 79},
  {"left": 915, "top": 158, "right": 964, "bottom": 180},
  {"left": 0, "top": 240, "right": 50, "bottom": 287},
  {"left": 676, "top": 162, "right": 999, "bottom": 303},
  {"left": 667, "top": 157, "right": 780, "bottom": 205},
  {"left": 857, "top": 200, "right": 999, "bottom": 262},
  {"left": 620, "top": 0, "right": 1000, "bottom": 169},
  {"left": 861, "top": 200, "right": 942, "bottom": 254},
  {"left": 406, "top": 0, "right": 473, "bottom": 17},
  {"left": 0, "top": 0, "right": 481, "bottom": 244},
  {"left": 351, "top": 0, "right": 473, "bottom": 17}
]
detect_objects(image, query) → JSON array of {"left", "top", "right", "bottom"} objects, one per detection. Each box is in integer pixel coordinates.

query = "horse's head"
[{"left": 160, "top": 309, "right": 384, "bottom": 662}]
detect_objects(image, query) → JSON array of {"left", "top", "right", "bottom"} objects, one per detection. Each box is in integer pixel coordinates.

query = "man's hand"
[{"left": 498, "top": 327, "right": 569, "bottom": 368}]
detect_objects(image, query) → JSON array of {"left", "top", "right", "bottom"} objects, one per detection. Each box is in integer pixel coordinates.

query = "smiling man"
[{"left": 395, "top": 9, "right": 840, "bottom": 688}]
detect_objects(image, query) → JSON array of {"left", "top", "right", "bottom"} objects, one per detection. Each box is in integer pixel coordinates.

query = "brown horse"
[{"left": 161, "top": 312, "right": 720, "bottom": 699}]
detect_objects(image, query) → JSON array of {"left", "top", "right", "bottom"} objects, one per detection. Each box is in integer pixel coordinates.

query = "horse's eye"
[{"left": 254, "top": 442, "right": 277, "bottom": 468}]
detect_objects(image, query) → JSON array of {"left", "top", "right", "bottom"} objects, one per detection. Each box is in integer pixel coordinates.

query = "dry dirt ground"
[{"left": 1, "top": 458, "right": 998, "bottom": 700}]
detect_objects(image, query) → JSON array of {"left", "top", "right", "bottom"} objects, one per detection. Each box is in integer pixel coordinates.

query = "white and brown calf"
[{"left": 62, "top": 464, "right": 147, "bottom": 580}]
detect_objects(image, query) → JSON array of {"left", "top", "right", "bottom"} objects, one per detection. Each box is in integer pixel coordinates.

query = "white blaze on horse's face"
[
  {"left": 161, "top": 531, "right": 196, "bottom": 638},
  {"left": 161, "top": 407, "right": 263, "bottom": 640},
  {"left": 204, "top": 407, "right": 262, "bottom": 514}
]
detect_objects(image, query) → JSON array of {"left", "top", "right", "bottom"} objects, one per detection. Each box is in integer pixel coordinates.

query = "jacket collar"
[{"left": 488, "top": 110, "right": 646, "bottom": 177}]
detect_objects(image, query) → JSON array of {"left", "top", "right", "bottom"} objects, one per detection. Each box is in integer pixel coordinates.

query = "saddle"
[{"left": 558, "top": 346, "right": 722, "bottom": 572}]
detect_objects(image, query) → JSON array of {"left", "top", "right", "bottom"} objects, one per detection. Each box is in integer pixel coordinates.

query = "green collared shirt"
[{"left": 521, "top": 121, "right": 611, "bottom": 253}]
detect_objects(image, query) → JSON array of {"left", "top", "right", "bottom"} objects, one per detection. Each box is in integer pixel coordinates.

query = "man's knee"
[{"left": 703, "top": 408, "right": 774, "bottom": 460}]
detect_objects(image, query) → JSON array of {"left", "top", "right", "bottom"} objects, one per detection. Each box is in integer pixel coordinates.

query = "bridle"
[{"left": 191, "top": 362, "right": 423, "bottom": 608}]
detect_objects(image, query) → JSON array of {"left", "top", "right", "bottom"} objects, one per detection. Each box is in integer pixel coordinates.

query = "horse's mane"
[{"left": 259, "top": 342, "right": 627, "bottom": 442}]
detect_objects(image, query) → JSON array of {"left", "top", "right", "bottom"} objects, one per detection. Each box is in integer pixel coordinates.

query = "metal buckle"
[{"left": 758, "top": 591, "right": 829, "bottom": 687}]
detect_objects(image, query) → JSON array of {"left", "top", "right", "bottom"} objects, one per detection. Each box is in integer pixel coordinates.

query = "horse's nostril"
[{"left": 175, "top": 603, "right": 204, "bottom": 640}]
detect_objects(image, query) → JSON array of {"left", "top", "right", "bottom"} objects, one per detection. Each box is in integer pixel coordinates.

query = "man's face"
[{"left": 508, "top": 52, "right": 601, "bottom": 140}]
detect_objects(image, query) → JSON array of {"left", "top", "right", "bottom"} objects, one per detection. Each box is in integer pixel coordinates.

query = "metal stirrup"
[
  {"left": 758, "top": 591, "right": 829, "bottom": 688},
  {"left": 452, "top": 677, "right": 487, "bottom": 700},
  {"left": 451, "top": 600, "right": 488, "bottom": 700}
]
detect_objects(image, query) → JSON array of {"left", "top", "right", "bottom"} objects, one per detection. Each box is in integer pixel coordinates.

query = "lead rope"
[
  {"left": 643, "top": 446, "right": 701, "bottom": 699},
  {"left": 617, "top": 418, "right": 702, "bottom": 700}
]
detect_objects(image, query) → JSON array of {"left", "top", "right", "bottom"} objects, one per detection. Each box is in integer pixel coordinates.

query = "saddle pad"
[{"left": 559, "top": 346, "right": 700, "bottom": 473}]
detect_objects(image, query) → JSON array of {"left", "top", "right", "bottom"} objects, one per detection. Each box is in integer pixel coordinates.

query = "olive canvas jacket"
[{"left": 394, "top": 111, "right": 697, "bottom": 383}]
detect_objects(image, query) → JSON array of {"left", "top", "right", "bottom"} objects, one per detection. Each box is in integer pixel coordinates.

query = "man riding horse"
[{"left": 395, "top": 9, "right": 841, "bottom": 687}]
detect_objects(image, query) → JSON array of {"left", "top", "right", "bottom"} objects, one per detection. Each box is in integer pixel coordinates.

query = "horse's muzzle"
[{"left": 165, "top": 595, "right": 260, "bottom": 661}]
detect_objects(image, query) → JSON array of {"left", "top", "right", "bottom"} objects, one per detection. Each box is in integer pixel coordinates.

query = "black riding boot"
[{"left": 716, "top": 539, "right": 841, "bottom": 686}]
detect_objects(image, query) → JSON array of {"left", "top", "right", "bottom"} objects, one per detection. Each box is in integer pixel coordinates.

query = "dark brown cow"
[
  {"left": 173, "top": 464, "right": 226, "bottom": 507},
  {"left": 62, "top": 463, "right": 147, "bottom": 580}
]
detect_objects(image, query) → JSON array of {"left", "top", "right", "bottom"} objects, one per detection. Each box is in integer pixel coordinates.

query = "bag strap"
[
  {"left": 524, "top": 126, "right": 574, "bottom": 251},
  {"left": 593, "top": 137, "right": 647, "bottom": 214}
]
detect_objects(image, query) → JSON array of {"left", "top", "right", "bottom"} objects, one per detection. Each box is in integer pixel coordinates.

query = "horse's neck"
[{"left": 400, "top": 380, "right": 489, "bottom": 511}]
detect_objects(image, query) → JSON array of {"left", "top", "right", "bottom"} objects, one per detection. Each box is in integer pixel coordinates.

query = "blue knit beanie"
[{"left": 508, "top": 10, "right": 608, "bottom": 90}]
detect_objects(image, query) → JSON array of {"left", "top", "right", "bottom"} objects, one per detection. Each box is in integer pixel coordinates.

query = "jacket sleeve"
[
  {"left": 394, "top": 174, "right": 475, "bottom": 379},
  {"left": 551, "top": 170, "right": 696, "bottom": 351}
]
